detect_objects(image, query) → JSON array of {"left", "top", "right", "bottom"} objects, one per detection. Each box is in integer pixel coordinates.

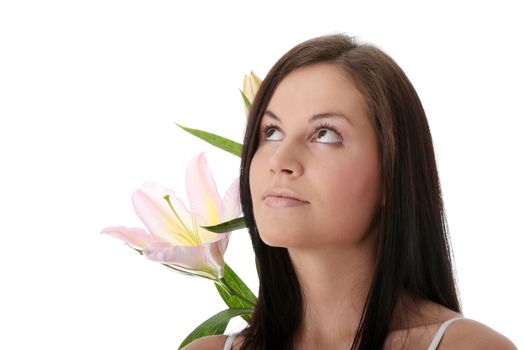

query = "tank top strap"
[
  {"left": 427, "top": 316, "right": 464, "bottom": 350},
  {"left": 223, "top": 333, "right": 236, "bottom": 350}
]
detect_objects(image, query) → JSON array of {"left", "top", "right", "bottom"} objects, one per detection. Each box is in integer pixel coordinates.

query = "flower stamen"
[{"left": 164, "top": 194, "right": 200, "bottom": 245}]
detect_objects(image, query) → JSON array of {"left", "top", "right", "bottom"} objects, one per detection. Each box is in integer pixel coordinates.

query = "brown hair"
[{"left": 238, "top": 33, "right": 461, "bottom": 349}]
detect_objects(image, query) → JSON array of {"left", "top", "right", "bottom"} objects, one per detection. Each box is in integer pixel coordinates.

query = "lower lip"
[{"left": 264, "top": 196, "right": 309, "bottom": 208}]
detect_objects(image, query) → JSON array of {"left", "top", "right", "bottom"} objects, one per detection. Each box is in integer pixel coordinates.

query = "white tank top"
[{"left": 223, "top": 316, "right": 463, "bottom": 350}]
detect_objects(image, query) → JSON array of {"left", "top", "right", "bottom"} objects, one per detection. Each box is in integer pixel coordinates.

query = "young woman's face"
[{"left": 249, "top": 63, "right": 383, "bottom": 250}]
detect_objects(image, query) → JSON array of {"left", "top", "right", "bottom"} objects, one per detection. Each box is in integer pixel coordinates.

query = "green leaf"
[
  {"left": 201, "top": 217, "right": 246, "bottom": 233},
  {"left": 178, "top": 308, "right": 253, "bottom": 349},
  {"left": 239, "top": 89, "right": 252, "bottom": 111},
  {"left": 175, "top": 123, "right": 242, "bottom": 157},
  {"left": 214, "top": 264, "right": 257, "bottom": 322}
]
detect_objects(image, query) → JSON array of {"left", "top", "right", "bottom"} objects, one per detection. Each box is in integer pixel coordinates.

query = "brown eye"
[
  {"left": 312, "top": 123, "right": 343, "bottom": 144},
  {"left": 261, "top": 123, "right": 282, "bottom": 141}
]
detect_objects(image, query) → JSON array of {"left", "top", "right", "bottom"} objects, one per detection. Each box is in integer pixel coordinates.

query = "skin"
[{"left": 183, "top": 63, "right": 516, "bottom": 349}]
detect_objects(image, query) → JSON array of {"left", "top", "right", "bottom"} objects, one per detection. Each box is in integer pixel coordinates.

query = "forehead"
[{"left": 264, "top": 63, "right": 368, "bottom": 124}]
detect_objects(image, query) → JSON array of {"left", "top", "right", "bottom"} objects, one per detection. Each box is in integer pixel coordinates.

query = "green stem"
[{"left": 162, "top": 263, "right": 218, "bottom": 281}]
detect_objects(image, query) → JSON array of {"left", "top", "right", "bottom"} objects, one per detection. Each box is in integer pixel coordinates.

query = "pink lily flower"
[{"left": 101, "top": 152, "right": 241, "bottom": 279}]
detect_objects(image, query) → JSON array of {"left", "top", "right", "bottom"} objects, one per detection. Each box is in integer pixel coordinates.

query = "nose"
[{"left": 268, "top": 142, "right": 304, "bottom": 177}]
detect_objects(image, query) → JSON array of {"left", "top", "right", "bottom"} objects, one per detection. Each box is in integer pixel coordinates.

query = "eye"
[
  {"left": 261, "top": 122, "right": 282, "bottom": 141},
  {"left": 260, "top": 122, "right": 343, "bottom": 144},
  {"left": 311, "top": 122, "right": 343, "bottom": 144}
]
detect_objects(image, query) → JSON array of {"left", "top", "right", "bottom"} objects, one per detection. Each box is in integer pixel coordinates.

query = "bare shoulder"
[
  {"left": 181, "top": 335, "right": 228, "bottom": 350},
  {"left": 441, "top": 318, "right": 517, "bottom": 349}
]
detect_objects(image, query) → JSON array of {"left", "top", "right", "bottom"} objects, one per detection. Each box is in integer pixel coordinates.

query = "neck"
[{"left": 288, "top": 236, "right": 378, "bottom": 349}]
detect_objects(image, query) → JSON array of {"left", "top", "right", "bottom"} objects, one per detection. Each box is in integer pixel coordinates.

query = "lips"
[
  {"left": 263, "top": 196, "right": 309, "bottom": 208},
  {"left": 261, "top": 187, "right": 309, "bottom": 203}
]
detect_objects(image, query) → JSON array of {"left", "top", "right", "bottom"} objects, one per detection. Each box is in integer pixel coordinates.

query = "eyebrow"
[{"left": 263, "top": 110, "right": 353, "bottom": 125}]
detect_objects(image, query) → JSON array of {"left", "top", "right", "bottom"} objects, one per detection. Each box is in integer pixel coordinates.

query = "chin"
[
  {"left": 260, "top": 233, "right": 288, "bottom": 247},
  {"left": 259, "top": 229, "right": 306, "bottom": 248}
]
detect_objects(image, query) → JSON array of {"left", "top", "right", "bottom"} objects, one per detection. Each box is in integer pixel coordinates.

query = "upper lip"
[{"left": 262, "top": 187, "right": 309, "bottom": 203}]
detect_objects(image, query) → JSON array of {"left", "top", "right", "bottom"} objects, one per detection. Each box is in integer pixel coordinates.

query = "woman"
[{"left": 185, "top": 34, "right": 516, "bottom": 349}]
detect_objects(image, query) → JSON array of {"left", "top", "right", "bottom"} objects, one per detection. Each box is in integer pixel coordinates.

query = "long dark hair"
[{"left": 237, "top": 33, "right": 461, "bottom": 349}]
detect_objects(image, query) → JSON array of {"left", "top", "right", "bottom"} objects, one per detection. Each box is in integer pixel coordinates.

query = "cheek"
[
  {"left": 320, "top": 158, "right": 382, "bottom": 240},
  {"left": 334, "top": 160, "right": 381, "bottom": 201}
]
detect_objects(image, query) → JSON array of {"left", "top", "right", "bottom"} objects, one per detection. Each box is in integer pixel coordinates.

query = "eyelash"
[{"left": 260, "top": 122, "right": 344, "bottom": 144}]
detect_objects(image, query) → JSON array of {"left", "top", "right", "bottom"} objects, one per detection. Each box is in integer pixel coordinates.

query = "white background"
[{"left": 1, "top": 1, "right": 523, "bottom": 349}]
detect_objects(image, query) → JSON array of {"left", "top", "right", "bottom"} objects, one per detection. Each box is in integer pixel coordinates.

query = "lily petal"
[
  {"left": 143, "top": 233, "right": 229, "bottom": 279},
  {"left": 186, "top": 152, "right": 222, "bottom": 226},
  {"left": 132, "top": 182, "right": 198, "bottom": 246},
  {"left": 100, "top": 226, "right": 160, "bottom": 249},
  {"left": 220, "top": 177, "right": 241, "bottom": 221},
  {"left": 203, "top": 233, "right": 229, "bottom": 278}
]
